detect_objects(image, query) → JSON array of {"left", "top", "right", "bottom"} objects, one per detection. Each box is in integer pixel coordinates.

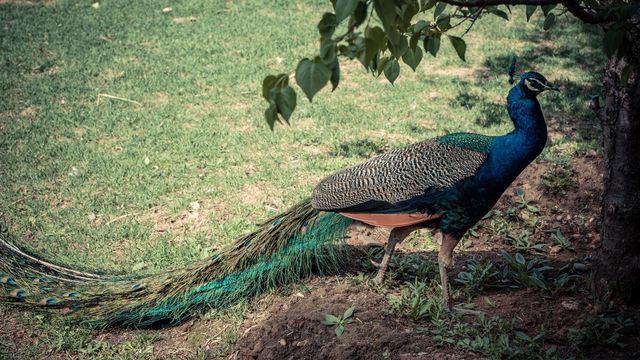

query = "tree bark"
[{"left": 594, "top": 16, "right": 640, "bottom": 305}]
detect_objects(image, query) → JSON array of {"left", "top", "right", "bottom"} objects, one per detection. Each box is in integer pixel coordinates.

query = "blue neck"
[
  {"left": 506, "top": 84, "right": 548, "bottom": 139},
  {"left": 505, "top": 83, "right": 548, "bottom": 157},
  {"left": 480, "top": 84, "right": 548, "bottom": 188}
]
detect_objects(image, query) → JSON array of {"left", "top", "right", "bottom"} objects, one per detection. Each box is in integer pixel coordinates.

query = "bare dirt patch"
[{"left": 234, "top": 282, "right": 479, "bottom": 360}]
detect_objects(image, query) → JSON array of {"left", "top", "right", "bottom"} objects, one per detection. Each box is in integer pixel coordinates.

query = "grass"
[{"left": 0, "top": 0, "right": 606, "bottom": 358}]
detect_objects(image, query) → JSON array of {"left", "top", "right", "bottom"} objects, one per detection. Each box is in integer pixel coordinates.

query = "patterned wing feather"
[{"left": 311, "top": 138, "right": 489, "bottom": 212}]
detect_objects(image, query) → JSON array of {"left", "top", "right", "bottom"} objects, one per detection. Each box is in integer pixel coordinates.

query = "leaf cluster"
[
  {"left": 262, "top": 0, "right": 639, "bottom": 128},
  {"left": 321, "top": 306, "right": 356, "bottom": 336}
]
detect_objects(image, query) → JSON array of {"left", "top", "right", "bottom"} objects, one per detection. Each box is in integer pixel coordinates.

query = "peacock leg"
[
  {"left": 438, "top": 232, "right": 461, "bottom": 310},
  {"left": 373, "top": 227, "right": 412, "bottom": 284}
]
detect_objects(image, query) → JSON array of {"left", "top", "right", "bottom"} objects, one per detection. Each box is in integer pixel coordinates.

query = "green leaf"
[
  {"left": 262, "top": 75, "right": 278, "bottom": 101},
  {"left": 350, "top": 1, "right": 368, "bottom": 28},
  {"left": 272, "top": 86, "right": 297, "bottom": 122},
  {"left": 343, "top": 306, "right": 355, "bottom": 319},
  {"left": 603, "top": 27, "right": 624, "bottom": 57},
  {"left": 262, "top": 74, "right": 288, "bottom": 100},
  {"left": 318, "top": 12, "right": 337, "bottom": 38},
  {"left": 377, "top": 56, "right": 390, "bottom": 76},
  {"left": 320, "top": 40, "right": 337, "bottom": 64},
  {"left": 389, "top": 35, "right": 408, "bottom": 59},
  {"left": 425, "top": 35, "right": 440, "bottom": 57},
  {"left": 335, "top": 0, "right": 360, "bottom": 24},
  {"left": 525, "top": 5, "right": 537, "bottom": 21},
  {"left": 433, "top": 2, "right": 447, "bottom": 19},
  {"left": 329, "top": 61, "right": 340, "bottom": 91},
  {"left": 363, "top": 38, "right": 378, "bottom": 68},
  {"left": 526, "top": 205, "right": 540, "bottom": 213},
  {"left": 543, "top": 13, "right": 555, "bottom": 30},
  {"left": 402, "top": 46, "right": 423, "bottom": 71},
  {"left": 436, "top": 14, "right": 451, "bottom": 28},
  {"left": 322, "top": 314, "right": 341, "bottom": 325},
  {"left": 515, "top": 253, "right": 526, "bottom": 265},
  {"left": 366, "top": 26, "right": 387, "bottom": 51},
  {"left": 448, "top": 35, "right": 466, "bottom": 62},
  {"left": 374, "top": 0, "right": 397, "bottom": 33},
  {"left": 384, "top": 58, "right": 400, "bottom": 84},
  {"left": 409, "top": 32, "right": 420, "bottom": 51},
  {"left": 414, "top": 20, "right": 429, "bottom": 33},
  {"left": 295, "top": 57, "right": 331, "bottom": 101},
  {"left": 541, "top": 4, "right": 556, "bottom": 16},
  {"left": 264, "top": 102, "right": 278, "bottom": 130},
  {"left": 335, "top": 324, "right": 345, "bottom": 336},
  {"left": 386, "top": 27, "right": 401, "bottom": 46},
  {"left": 489, "top": 8, "right": 509, "bottom": 21},
  {"left": 421, "top": 0, "right": 437, "bottom": 11}
]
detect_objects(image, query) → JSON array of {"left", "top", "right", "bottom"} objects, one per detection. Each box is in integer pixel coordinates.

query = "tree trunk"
[{"left": 594, "top": 17, "right": 640, "bottom": 305}]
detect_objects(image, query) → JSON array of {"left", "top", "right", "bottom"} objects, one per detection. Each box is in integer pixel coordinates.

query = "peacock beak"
[{"left": 545, "top": 82, "right": 560, "bottom": 91}]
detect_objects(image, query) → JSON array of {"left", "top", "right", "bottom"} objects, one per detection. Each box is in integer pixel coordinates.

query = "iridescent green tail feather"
[{"left": 0, "top": 199, "right": 353, "bottom": 327}]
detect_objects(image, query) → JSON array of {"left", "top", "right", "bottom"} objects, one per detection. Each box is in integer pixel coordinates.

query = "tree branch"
[
  {"left": 437, "top": 0, "right": 617, "bottom": 24},
  {"left": 561, "top": 1, "right": 609, "bottom": 24},
  {"left": 439, "top": 0, "right": 561, "bottom": 6}
]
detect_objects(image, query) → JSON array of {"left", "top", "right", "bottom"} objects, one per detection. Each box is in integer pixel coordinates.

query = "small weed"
[
  {"left": 382, "top": 349, "right": 392, "bottom": 359},
  {"left": 548, "top": 229, "right": 575, "bottom": 251},
  {"left": 569, "top": 315, "right": 635, "bottom": 350},
  {"left": 514, "top": 187, "right": 542, "bottom": 217},
  {"left": 321, "top": 306, "right": 355, "bottom": 337},
  {"left": 422, "top": 314, "right": 561, "bottom": 359},
  {"left": 500, "top": 251, "right": 553, "bottom": 290},
  {"left": 455, "top": 258, "right": 500, "bottom": 295},
  {"left": 542, "top": 159, "right": 575, "bottom": 194},
  {"left": 505, "top": 230, "right": 546, "bottom": 253},
  {"left": 392, "top": 254, "right": 439, "bottom": 282},
  {"left": 484, "top": 214, "right": 510, "bottom": 236},
  {"left": 77, "top": 334, "right": 158, "bottom": 360},
  {"left": 387, "top": 280, "right": 445, "bottom": 321}
]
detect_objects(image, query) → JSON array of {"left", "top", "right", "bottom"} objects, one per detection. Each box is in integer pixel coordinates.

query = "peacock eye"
[{"left": 524, "top": 78, "right": 539, "bottom": 92}]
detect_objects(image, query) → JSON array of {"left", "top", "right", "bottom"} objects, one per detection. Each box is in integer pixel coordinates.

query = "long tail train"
[{"left": 0, "top": 199, "right": 353, "bottom": 327}]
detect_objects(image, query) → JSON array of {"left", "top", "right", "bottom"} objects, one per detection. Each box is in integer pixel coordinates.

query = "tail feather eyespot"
[
  {"left": 1, "top": 276, "right": 16, "bottom": 286},
  {"left": 61, "top": 303, "right": 78, "bottom": 314},
  {"left": 39, "top": 297, "right": 57, "bottom": 305},
  {"left": 10, "top": 289, "right": 26, "bottom": 298}
]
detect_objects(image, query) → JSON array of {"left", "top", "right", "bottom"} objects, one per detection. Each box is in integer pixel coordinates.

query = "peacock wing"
[{"left": 311, "top": 137, "right": 490, "bottom": 213}]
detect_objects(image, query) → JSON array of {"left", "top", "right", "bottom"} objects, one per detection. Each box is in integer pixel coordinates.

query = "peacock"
[{"left": 0, "top": 69, "right": 558, "bottom": 327}]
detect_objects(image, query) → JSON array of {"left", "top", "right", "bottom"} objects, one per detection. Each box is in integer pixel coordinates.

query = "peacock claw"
[{"left": 370, "top": 259, "right": 381, "bottom": 268}]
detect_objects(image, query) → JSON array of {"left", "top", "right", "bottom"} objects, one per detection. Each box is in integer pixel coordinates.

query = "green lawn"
[{"left": 1, "top": 0, "right": 604, "bottom": 357}]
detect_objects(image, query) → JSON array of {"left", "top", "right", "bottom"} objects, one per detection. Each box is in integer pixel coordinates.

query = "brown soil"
[{"left": 233, "top": 282, "right": 479, "bottom": 360}]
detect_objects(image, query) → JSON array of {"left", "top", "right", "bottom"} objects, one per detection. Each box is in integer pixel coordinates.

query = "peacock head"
[{"left": 519, "top": 71, "right": 559, "bottom": 96}]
